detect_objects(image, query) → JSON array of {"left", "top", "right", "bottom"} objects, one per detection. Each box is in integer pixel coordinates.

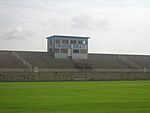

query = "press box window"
[
  {"left": 49, "top": 39, "right": 52, "bottom": 45},
  {"left": 61, "top": 49, "right": 67, "bottom": 53},
  {"left": 78, "top": 40, "right": 87, "bottom": 44},
  {"left": 73, "top": 49, "right": 79, "bottom": 53},
  {"left": 55, "top": 48, "right": 59, "bottom": 53},
  {"left": 71, "top": 40, "right": 77, "bottom": 44},
  {"left": 80, "top": 49, "right": 86, "bottom": 54},
  {"left": 62, "top": 40, "right": 68, "bottom": 44},
  {"left": 55, "top": 39, "right": 60, "bottom": 44},
  {"left": 49, "top": 48, "right": 52, "bottom": 53}
]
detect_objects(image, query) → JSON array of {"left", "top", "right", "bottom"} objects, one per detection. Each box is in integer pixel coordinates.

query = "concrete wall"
[
  {"left": 72, "top": 53, "right": 88, "bottom": 59},
  {"left": 55, "top": 53, "right": 68, "bottom": 59},
  {"left": 1, "top": 69, "right": 150, "bottom": 81},
  {"left": 55, "top": 51, "right": 87, "bottom": 59}
]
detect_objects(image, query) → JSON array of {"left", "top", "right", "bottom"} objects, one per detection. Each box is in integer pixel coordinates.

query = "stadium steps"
[
  {"left": 16, "top": 51, "right": 75, "bottom": 69},
  {"left": 0, "top": 51, "right": 23, "bottom": 68}
]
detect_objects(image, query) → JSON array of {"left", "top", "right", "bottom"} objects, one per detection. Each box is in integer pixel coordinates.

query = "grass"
[{"left": 0, "top": 81, "right": 150, "bottom": 113}]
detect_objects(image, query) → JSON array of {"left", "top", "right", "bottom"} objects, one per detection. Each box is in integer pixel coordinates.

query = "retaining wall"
[{"left": 0, "top": 69, "right": 150, "bottom": 81}]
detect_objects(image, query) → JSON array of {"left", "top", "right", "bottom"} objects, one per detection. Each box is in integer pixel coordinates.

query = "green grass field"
[{"left": 0, "top": 81, "right": 150, "bottom": 113}]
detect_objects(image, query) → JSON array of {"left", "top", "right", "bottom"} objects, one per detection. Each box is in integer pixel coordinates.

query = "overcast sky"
[{"left": 0, "top": 0, "right": 150, "bottom": 55}]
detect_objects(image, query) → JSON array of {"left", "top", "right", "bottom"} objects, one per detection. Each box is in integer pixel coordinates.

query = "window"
[
  {"left": 78, "top": 40, "right": 83, "bottom": 44},
  {"left": 78, "top": 40, "right": 87, "bottom": 44},
  {"left": 55, "top": 48, "right": 59, "bottom": 53},
  {"left": 80, "top": 49, "right": 86, "bottom": 54},
  {"left": 49, "top": 39, "right": 52, "bottom": 45},
  {"left": 71, "top": 40, "right": 77, "bottom": 44},
  {"left": 73, "top": 49, "right": 79, "bottom": 53},
  {"left": 61, "top": 49, "right": 67, "bottom": 53},
  {"left": 49, "top": 48, "right": 52, "bottom": 53},
  {"left": 84, "top": 41, "right": 87, "bottom": 44},
  {"left": 62, "top": 40, "right": 68, "bottom": 44},
  {"left": 56, "top": 39, "right": 60, "bottom": 44}
]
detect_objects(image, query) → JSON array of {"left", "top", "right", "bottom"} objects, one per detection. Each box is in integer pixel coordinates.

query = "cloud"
[
  {"left": 0, "top": 26, "right": 31, "bottom": 40},
  {"left": 103, "top": 0, "right": 137, "bottom": 5},
  {"left": 0, "top": 0, "right": 150, "bottom": 55},
  {"left": 71, "top": 15, "right": 93, "bottom": 30},
  {"left": 71, "top": 14, "right": 110, "bottom": 31},
  {"left": 96, "top": 19, "right": 110, "bottom": 30}
]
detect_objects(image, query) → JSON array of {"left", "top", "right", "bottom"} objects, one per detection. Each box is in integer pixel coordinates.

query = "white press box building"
[{"left": 47, "top": 35, "right": 90, "bottom": 59}]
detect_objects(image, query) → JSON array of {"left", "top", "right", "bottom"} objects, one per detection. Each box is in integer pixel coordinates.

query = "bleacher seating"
[
  {"left": 15, "top": 51, "right": 75, "bottom": 69},
  {"left": 1, "top": 50, "right": 150, "bottom": 69},
  {"left": 120, "top": 55, "right": 150, "bottom": 69},
  {"left": 87, "top": 54, "right": 134, "bottom": 69},
  {"left": 0, "top": 51, "right": 21, "bottom": 68}
]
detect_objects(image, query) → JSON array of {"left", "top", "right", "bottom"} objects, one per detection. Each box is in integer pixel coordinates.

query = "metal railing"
[{"left": 12, "top": 51, "right": 32, "bottom": 71}]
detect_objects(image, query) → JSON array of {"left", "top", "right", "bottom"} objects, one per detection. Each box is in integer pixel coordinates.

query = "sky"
[{"left": 0, "top": 0, "right": 150, "bottom": 55}]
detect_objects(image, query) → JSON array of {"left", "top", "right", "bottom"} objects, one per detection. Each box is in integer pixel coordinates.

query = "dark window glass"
[
  {"left": 56, "top": 39, "right": 60, "bottom": 44},
  {"left": 61, "top": 49, "right": 67, "bottom": 53},
  {"left": 85, "top": 41, "right": 87, "bottom": 45},
  {"left": 73, "top": 49, "right": 79, "bottom": 53},
  {"left": 49, "top": 39, "right": 52, "bottom": 45},
  {"left": 71, "top": 40, "right": 77, "bottom": 44},
  {"left": 78, "top": 40, "right": 82, "bottom": 44},
  {"left": 49, "top": 48, "right": 52, "bottom": 53},
  {"left": 62, "top": 40, "right": 68, "bottom": 44},
  {"left": 78, "top": 40, "right": 87, "bottom": 44},
  {"left": 55, "top": 48, "right": 59, "bottom": 53}
]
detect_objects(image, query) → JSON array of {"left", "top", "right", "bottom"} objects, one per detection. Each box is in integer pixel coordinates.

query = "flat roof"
[{"left": 47, "top": 35, "right": 90, "bottom": 39}]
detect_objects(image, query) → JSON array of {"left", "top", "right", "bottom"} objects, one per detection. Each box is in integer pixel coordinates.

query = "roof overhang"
[{"left": 47, "top": 35, "right": 90, "bottom": 39}]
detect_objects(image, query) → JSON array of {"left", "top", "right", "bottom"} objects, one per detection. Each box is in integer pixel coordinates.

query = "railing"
[{"left": 12, "top": 51, "right": 32, "bottom": 71}]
